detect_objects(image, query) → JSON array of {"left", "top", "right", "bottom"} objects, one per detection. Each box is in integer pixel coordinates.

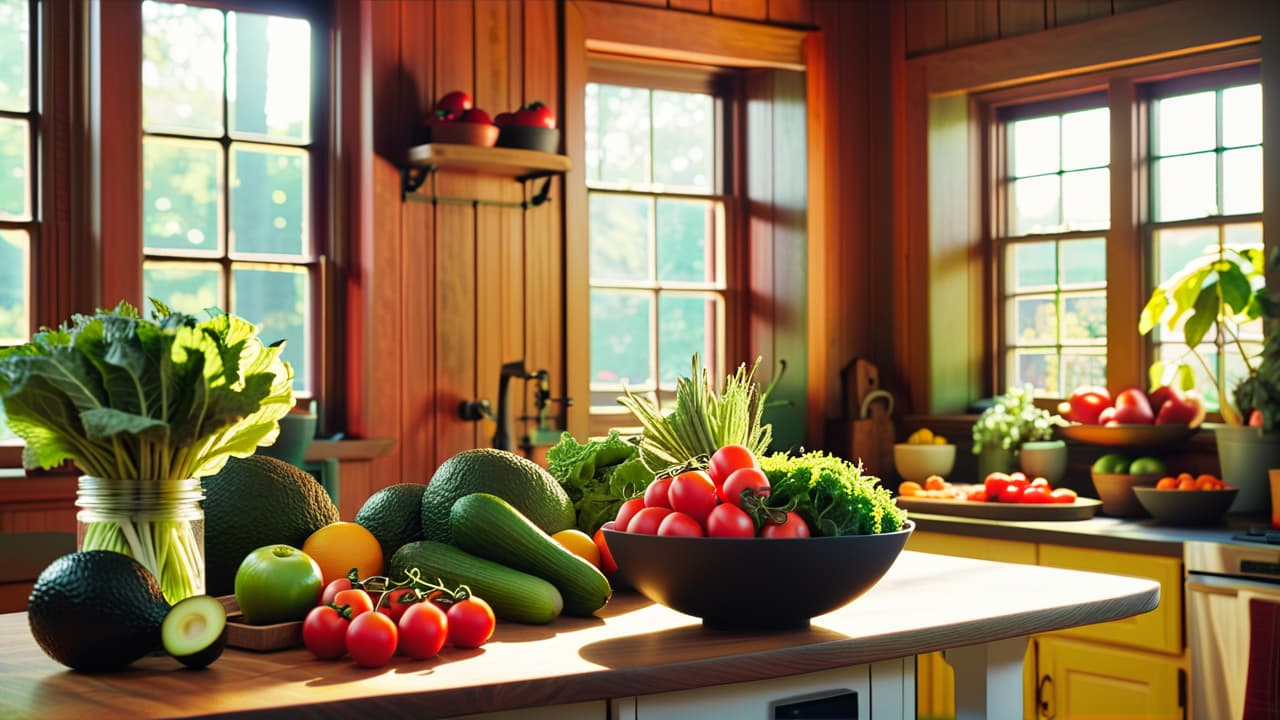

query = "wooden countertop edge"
[{"left": 908, "top": 513, "right": 1188, "bottom": 557}]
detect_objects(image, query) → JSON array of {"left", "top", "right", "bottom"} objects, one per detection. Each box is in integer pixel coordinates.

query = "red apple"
[
  {"left": 1067, "top": 386, "right": 1113, "bottom": 425},
  {"left": 1112, "top": 387, "right": 1155, "bottom": 424},
  {"left": 1153, "top": 387, "right": 1204, "bottom": 426},
  {"left": 1098, "top": 406, "right": 1117, "bottom": 424}
]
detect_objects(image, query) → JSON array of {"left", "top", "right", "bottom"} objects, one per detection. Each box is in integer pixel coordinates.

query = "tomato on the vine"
[
  {"left": 302, "top": 604, "right": 350, "bottom": 660},
  {"left": 657, "top": 511, "right": 705, "bottom": 537},
  {"left": 398, "top": 601, "right": 448, "bottom": 660},
  {"left": 721, "top": 468, "right": 770, "bottom": 509},
  {"left": 643, "top": 477, "right": 674, "bottom": 509},
  {"left": 626, "top": 506, "right": 671, "bottom": 535},
  {"left": 447, "top": 597, "right": 495, "bottom": 648},
  {"left": 346, "top": 611, "right": 398, "bottom": 668},
  {"left": 705, "top": 503, "right": 754, "bottom": 538},
  {"left": 667, "top": 471, "right": 717, "bottom": 523},
  {"left": 321, "top": 577, "right": 353, "bottom": 606},
  {"left": 334, "top": 588, "right": 374, "bottom": 617},
  {"left": 761, "top": 512, "right": 811, "bottom": 538},
  {"left": 708, "top": 444, "right": 759, "bottom": 493},
  {"left": 614, "top": 497, "right": 646, "bottom": 531},
  {"left": 377, "top": 587, "right": 419, "bottom": 623}
]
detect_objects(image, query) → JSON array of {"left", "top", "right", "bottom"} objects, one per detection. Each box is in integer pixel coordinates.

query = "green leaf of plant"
[
  {"left": 1183, "top": 282, "right": 1219, "bottom": 348},
  {"left": 1218, "top": 263, "right": 1252, "bottom": 315},
  {"left": 1139, "top": 290, "right": 1169, "bottom": 335},
  {"left": 1168, "top": 267, "right": 1211, "bottom": 328},
  {"left": 1174, "top": 363, "right": 1197, "bottom": 391},
  {"left": 1147, "top": 361, "right": 1165, "bottom": 390},
  {"left": 80, "top": 407, "right": 170, "bottom": 442}
]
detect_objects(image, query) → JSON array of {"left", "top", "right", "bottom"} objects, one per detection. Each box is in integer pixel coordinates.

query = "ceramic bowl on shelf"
[
  {"left": 1058, "top": 423, "right": 1195, "bottom": 448},
  {"left": 496, "top": 125, "right": 560, "bottom": 153},
  {"left": 893, "top": 443, "right": 956, "bottom": 482},
  {"left": 603, "top": 522, "right": 913, "bottom": 629},
  {"left": 1132, "top": 487, "right": 1239, "bottom": 525},
  {"left": 428, "top": 121, "right": 500, "bottom": 147},
  {"left": 1091, "top": 472, "right": 1160, "bottom": 517}
]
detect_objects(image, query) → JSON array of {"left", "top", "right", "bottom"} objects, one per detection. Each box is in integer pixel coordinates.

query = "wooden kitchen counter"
[{"left": 0, "top": 550, "right": 1159, "bottom": 719}]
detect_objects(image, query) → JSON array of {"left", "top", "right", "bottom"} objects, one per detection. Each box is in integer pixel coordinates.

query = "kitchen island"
[{"left": 0, "top": 550, "right": 1158, "bottom": 720}]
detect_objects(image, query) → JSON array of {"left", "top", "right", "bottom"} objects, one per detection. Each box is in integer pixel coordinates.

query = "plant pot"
[
  {"left": 977, "top": 447, "right": 1017, "bottom": 479},
  {"left": 1215, "top": 425, "right": 1280, "bottom": 514},
  {"left": 1020, "top": 440, "right": 1068, "bottom": 484},
  {"left": 258, "top": 411, "right": 317, "bottom": 468}
]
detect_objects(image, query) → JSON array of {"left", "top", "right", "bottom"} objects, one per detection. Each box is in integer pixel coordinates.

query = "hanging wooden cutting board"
[{"left": 849, "top": 359, "right": 895, "bottom": 478}]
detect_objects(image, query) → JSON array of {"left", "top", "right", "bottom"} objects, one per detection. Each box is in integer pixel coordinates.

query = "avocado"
[
  {"left": 202, "top": 455, "right": 340, "bottom": 596},
  {"left": 355, "top": 483, "right": 428, "bottom": 559},
  {"left": 161, "top": 595, "right": 227, "bottom": 669},
  {"left": 27, "top": 550, "right": 170, "bottom": 673},
  {"left": 421, "top": 449, "right": 576, "bottom": 544}
]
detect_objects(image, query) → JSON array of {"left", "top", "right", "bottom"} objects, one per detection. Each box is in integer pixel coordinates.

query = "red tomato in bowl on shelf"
[
  {"left": 436, "top": 90, "right": 473, "bottom": 116},
  {"left": 459, "top": 107, "right": 493, "bottom": 125},
  {"left": 513, "top": 101, "right": 556, "bottom": 128}
]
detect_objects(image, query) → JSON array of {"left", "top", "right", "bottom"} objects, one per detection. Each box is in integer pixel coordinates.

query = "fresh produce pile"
[
  {"left": 905, "top": 427, "right": 948, "bottom": 445},
  {"left": 424, "top": 90, "right": 557, "bottom": 134},
  {"left": 1090, "top": 453, "right": 1167, "bottom": 477},
  {"left": 1058, "top": 384, "right": 1204, "bottom": 427},
  {"left": 1153, "top": 472, "right": 1232, "bottom": 491},
  {"left": 898, "top": 472, "right": 1079, "bottom": 505}
]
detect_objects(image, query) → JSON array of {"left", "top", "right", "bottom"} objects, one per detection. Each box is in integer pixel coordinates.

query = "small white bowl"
[{"left": 893, "top": 443, "right": 957, "bottom": 482}]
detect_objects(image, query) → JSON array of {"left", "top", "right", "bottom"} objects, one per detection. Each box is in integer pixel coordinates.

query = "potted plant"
[{"left": 971, "top": 385, "right": 1059, "bottom": 478}]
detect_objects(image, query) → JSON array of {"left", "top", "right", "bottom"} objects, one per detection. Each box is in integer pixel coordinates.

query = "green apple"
[
  {"left": 1127, "top": 456, "right": 1168, "bottom": 476},
  {"left": 1091, "top": 453, "right": 1130, "bottom": 474},
  {"left": 234, "top": 545, "right": 323, "bottom": 625}
]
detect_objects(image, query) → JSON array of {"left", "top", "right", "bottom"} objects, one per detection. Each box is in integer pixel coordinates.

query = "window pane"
[
  {"left": 656, "top": 199, "right": 714, "bottom": 284},
  {"left": 1061, "top": 107, "right": 1108, "bottom": 171},
  {"left": 0, "top": 0, "right": 29, "bottom": 113},
  {"left": 1059, "top": 238, "right": 1106, "bottom": 286},
  {"left": 1009, "top": 296, "right": 1056, "bottom": 345},
  {"left": 1154, "top": 226, "right": 1217, "bottom": 283},
  {"left": 586, "top": 84, "right": 651, "bottom": 188},
  {"left": 1157, "top": 343, "right": 1220, "bottom": 410},
  {"left": 1010, "top": 116, "right": 1059, "bottom": 177},
  {"left": 1224, "top": 222, "right": 1262, "bottom": 251},
  {"left": 658, "top": 293, "right": 718, "bottom": 389},
  {"left": 1010, "top": 350, "right": 1057, "bottom": 396},
  {"left": 0, "top": 229, "right": 29, "bottom": 343},
  {"left": 142, "top": 261, "right": 220, "bottom": 316},
  {"left": 652, "top": 90, "right": 712, "bottom": 192},
  {"left": 590, "top": 290, "right": 652, "bottom": 388},
  {"left": 1153, "top": 153, "right": 1216, "bottom": 221},
  {"left": 1154, "top": 91, "right": 1215, "bottom": 156},
  {"left": 1062, "top": 351, "right": 1106, "bottom": 390},
  {"left": 1061, "top": 292, "right": 1107, "bottom": 342},
  {"left": 143, "top": 138, "right": 222, "bottom": 253},
  {"left": 142, "top": 1, "right": 224, "bottom": 136},
  {"left": 1008, "top": 241, "right": 1055, "bottom": 291},
  {"left": 228, "top": 12, "right": 311, "bottom": 142},
  {"left": 230, "top": 144, "right": 308, "bottom": 257},
  {"left": 1222, "top": 84, "right": 1262, "bottom": 148},
  {"left": 1222, "top": 146, "right": 1262, "bottom": 215},
  {"left": 1009, "top": 175, "right": 1060, "bottom": 235},
  {"left": 0, "top": 117, "right": 30, "bottom": 220},
  {"left": 233, "top": 264, "right": 310, "bottom": 394},
  {"left": 589, "top": 194, "right": 651, "bottom": 282},
  {"left": 1061, "top": 168, "right": 1109, "bottom": 231}
]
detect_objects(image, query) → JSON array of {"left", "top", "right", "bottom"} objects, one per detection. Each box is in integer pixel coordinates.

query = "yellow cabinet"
[
  {"left": 906, "top": 531, "right": 1037, "bottom": 565},
  {"left": 1036, "top": 636, "right": 1184, "bottom": 720}
]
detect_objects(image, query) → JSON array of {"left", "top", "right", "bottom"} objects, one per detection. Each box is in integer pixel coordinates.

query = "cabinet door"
[
  {"left": 1036, "top": 637, "right": 1183, "bottom": 720},
  {"left": 626, "top": 663, "right": 890, "bottom": 720},
  {"left": 906, "top": 531, "right": 1037, "bottom": 565}
]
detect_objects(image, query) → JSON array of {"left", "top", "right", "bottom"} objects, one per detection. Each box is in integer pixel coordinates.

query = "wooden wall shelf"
[{"left": 401, "top": 143, "right": 572, "bottom": 208}]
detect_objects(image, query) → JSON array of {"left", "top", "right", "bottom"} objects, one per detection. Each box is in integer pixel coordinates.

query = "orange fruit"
[
  {"left": 1176, "top": 472, "right": 1195, "bottom": 484},
  {"left": 302, "top": 521, "right": 385, "bottom": 584},
  {"left": 552, "top": 529, "right": 601, "bottom": 569},
  {"left": 898, "top": 481, "right": 924, "bottom": 497},
  {"left": 925, "top": 475, "right": 948, "bottom": 491},
  {"left": 1155, "top": 476, "right": 1177, "bottom": 490},
  {"left": 1177, "top": 477, "right": 1198, "bottom": 490}
]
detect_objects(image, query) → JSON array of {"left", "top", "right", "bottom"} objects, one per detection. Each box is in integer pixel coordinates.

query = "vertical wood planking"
[
  {"left": 711, "top": 0, "right": 768, "bottom": 21},
  {"left": 1051, "top": 0, "right": 1115, "bottom": 27},
  {"left": 767, "top": 0, "right": 812, "bottom": 25},
  {"left": 562, "top": 2, "right": 591, "bottom": 440},
  {"left": 670, "top": 0, "right": 712, "bottom": 12},
  {"left": 400, "top": 0, "right": 436, "bottom": 483},
  {"left": 865, "top": 0, "right": 895, "bottom": 374},
  {"left": 836, "top": 0, "right": 869, "bottom": 413},
  {"left": 501, "top": 0, "right": 527, "bottom": 449},
  {"left": 610, "top": 0, "right": 668, "bottom": 6},
  {"left": 803, "top": 26, "right": 828, "bottom": 450},
  {"left": 905, "top": 0, "right": 948, "bottom": 56},
  {"left": 946, "top": 0, "right": 1001, "bottom": 49},
  {"left": 746, "top": 70, "right": 776, "bottom": 381},
  {"left": 998, "top": 0, "right": 1048, "bottom": 38}
]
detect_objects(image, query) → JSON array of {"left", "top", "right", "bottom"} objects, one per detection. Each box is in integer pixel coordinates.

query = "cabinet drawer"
[
  {"left": 1037, "top": 544, "right": 1182, "bottom": 655},
  {"left": 906, "top": 531, "right": 1037, "bottom": 565},
  {"left": 1036, "top": 636, "right": 1184, "bottom": 720}
]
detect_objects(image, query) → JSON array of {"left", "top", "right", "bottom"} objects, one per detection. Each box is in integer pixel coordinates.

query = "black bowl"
[
  {"left": 1133, "top": 487, "right": 1238, "bottom": 525},
  {"left": 496, "top": 125, "right": 560, "bottom": 153},
  {"left": 603, "top": 521, "right": 914, "bottom": 629}
]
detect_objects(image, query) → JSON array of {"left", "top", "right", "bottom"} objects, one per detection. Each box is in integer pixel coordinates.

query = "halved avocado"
[{"left": 161, "top": 595, "right": 228, "bottom": 669}]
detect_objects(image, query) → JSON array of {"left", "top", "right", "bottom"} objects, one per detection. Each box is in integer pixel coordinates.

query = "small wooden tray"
[
  {"left": 897, "top": 496, "right": 1102, "bottom": 521},
  {"left": 216, "top": 595, "right": 304, "bottom": 652}
]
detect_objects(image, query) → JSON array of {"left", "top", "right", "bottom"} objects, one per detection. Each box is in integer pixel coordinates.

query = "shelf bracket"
[{"left": 401, "top": 165, "right": 431, "bottom": 198}]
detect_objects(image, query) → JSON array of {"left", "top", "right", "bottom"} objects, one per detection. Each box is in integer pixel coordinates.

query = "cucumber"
[
  {"left": 388, "top": 540, "right": 563, "bottom": 624},
  {"left": 450, "top": 493, "right": 612, "bottom": 617}
]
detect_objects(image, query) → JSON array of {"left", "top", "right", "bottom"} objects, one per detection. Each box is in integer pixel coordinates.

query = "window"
[
  {"left": 140, "top": 0, "right": 320, "bottom": 398},
  {"left": 0, "top": 0, "right": 34, "bottom": 441},
  {"left": 584, "top": 66, "right": 736, "bottom": 419}
]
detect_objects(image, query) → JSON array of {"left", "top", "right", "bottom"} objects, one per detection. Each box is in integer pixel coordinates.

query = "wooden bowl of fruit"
[{"left": 1133, "top": 474, "right": 1237, "bottom": 525}]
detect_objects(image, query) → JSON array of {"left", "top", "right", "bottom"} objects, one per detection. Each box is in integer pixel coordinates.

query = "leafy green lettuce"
[
  {"left": 546, "top": 430, "right": 654, "bottom": 534},
  {"left": 761, "top": 451, "right": 906, "bottom": 536}
]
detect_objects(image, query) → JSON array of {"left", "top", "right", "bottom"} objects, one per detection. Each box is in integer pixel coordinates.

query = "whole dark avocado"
[{"left": 27, "top": 550, "right": 170, "bottom": 673}]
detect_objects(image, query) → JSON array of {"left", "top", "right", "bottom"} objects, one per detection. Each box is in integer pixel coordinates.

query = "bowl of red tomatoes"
[{"left": 495, "top": 101, "right": 560, "bottom": 153}]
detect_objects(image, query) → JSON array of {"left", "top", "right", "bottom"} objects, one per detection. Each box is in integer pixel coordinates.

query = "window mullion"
[{"left": 1106, "top": 76, "right": 1143, "bottom": 396}]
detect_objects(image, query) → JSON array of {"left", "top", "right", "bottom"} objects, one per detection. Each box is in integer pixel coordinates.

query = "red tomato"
[
  {"left": 447, "top": 597, "right": 495, "bottom": 648},
  {"left": 302, "top": 604, "right": 350, "bottom": 660},
  {"left": 494, "top": 111, "right": 516, "bottom": 126},
  {"left": 657, "top": 511, "right": 705, "bottom": 537},
  {"left": 667, "top": 471, "right": 717, "bottom": 523},
  {"left": 965, "top": 486, "right": 988, "bottom": 502},
  {"left": 377, "top": 587, "right": 419, "bottom": 623},
  {"left": 722, "top": 468, "right": 770, "bottom": 509},
  {"left": 705, "top": 503, "right": 755, "bottom": 538},
  {"left": 460, "top": 107, "right": 493, "bottom": 125},
  {"left": 708, "top": 444, "right": 759, "bottom": 498},
  {"left": 1030, "top": 477, "right": 1051, "bottom": 489},
  {"left": 761, "top": 512, "right": 810, "bottom": 538},
  {"left": 513, "top": 100, "right": 556, "bottom": 128},
  {"left": 983, "top": 472, "right": 1010, "bottom": 501},
  {"left": 334, "top": 588, "right": 374, "bottom": 617},
  {"left": 998, "top": 484, "right": 1024, "bottom": 504},
  {"left": 627, "top": 506, "right": 671, "bottom": 535},
  {"left": 346, "top": 611, "right": 398, "bottom": 667},
  {"left": 436, "top": 90, "right": 473, "bottom": 116},
  {"left": 614, "top": 497, "right": 646, "bottom": 531},
  {"left": 1020, "top": 486, "right": 1052, "bottom": 504},
  {"left": 398, "top": 601, "right": 448, "bottom": 659},
  {"left": 321, "top": 577, "right": 353, "bottom": 606},
  {"left": 643, "top": 477, "right": 674, "bottom": 509},
  {"left": 592, "top": 523, "right": 618, "bottom": 575},
  {"left": 1050, "top": 488, "right": 1078, "bottom": 504},
  {"left": 1009, "top": 472, "right": 1029, "bottom": 488}
]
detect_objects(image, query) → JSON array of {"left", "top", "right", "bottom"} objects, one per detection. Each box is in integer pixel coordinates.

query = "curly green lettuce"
[
  {"left": 760, "top": 451, "right": 905, "bottom": 536},
  {"left": 546, "top": 430, "right": 654, "bottom": 534}
]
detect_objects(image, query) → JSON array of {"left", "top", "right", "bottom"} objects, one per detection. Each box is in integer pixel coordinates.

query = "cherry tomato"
[
  {"left": 513, "top": 100, "right": 556, "bottom": 128},
  {"left": 998, "top": 484, "right": 1024, "bottom": 504},
  {"left": 983, "top": 472, "right": 1011, "bottom": 501},
  {"left": 627, "top": 506, "right": 671, "bottom": 535},
  {"left": 643, "top": 477, "right": 674, "bottom": 509},
  {"left": 1050, "top": 488, "right": 1078, "bottom": 504},
  {"left": 494, "top": 111, "right": 516, "bottom": 126},
  {"left": 657, "top": 511, "right": 705, "bottom": 537},
  {"left": 302, "top": 604, "right": 350, "bottom": 660},
  {"left": 436, "top": 90, "right": 473, "bottom": 116},
  {"left": 722, "top": 468, "right": 770, "bottom": 509},
  {"left": 398, "top": 601, "right": 448, "bottom": 659},
  {"left": 706, "top": 503, "right": 755, "bottom": 538},
  {"left": 965, "top": 486, "right": 988, "bottom": 502},
  {"left": 346, "top": 611, "right": 398, "bottom": 667},
  {"left": 447, "top": 597, "right": 496, "bottom": 648},
  {"left": 614, "top": 497, "right": 646, "bottom": 531},
  {"left": 667, "top": 471, "right": 717, "bottom": 523},
  {"left": 377, "top": 587, "right": 419, "bottom": 623},
  {"left": 592, "top": 523, "right": 618, "bottom": 575},
  {"left": 321, "top": 577, "right": 353, "bottom": 606},
  {"left": 1020, "top": 486, "right": 1052, "bottom": 504},
  {"left": 334, "top": 588, "right": 374, "bottom": 617},
  {"left": 1030, "top": 477, "right": 1051, "bottom": 489},
  {"left": 1009, "top": 472, "right": 1029, "bottom": 488},
  {"left": 708, "top": 444, "right": 759, "bottom": 499},
  {"left": 459, "top": 107, "right": 493, "bottom": 125},
  {"left": 761, "top": 511, "right": 810, "bottom": 538}
]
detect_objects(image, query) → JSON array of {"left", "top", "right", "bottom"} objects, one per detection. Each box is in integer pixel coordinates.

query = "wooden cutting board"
[{"left": 848, "top": 359, "right": 894, "bottom": 477}]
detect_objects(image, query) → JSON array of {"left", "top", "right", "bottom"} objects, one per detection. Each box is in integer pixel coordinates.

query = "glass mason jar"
[{"left": 76, "top": 476, "right": 205, "bottom": 605}]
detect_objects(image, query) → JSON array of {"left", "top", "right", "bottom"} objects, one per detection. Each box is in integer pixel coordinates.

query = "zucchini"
[
  {"left": 388, "top": 540, "right": 563, "bottom": 624},
  {"left": 450, "top": 493, "right": 612, "bottom": 616}
]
